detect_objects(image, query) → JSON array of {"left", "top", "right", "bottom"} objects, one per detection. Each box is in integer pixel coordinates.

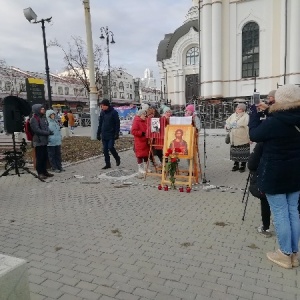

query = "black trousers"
[
  {"left": 35, "top": 145, "right": 48, "bottom": 175},
  {"left": 260, "top": 197, "right": 271, "bottom": 230}
]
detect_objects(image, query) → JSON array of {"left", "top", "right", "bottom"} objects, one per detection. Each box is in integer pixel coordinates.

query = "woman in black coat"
[{"left": 249, "top": 84, "right": 300, "bottom": 269}]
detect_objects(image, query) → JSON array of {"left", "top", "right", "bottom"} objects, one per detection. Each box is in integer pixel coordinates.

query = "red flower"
[
  {"left": 171, "top": 157, "right": 177, "bottom": 163},
  {"left": 167, "top": 148, "right": 173, "bottom": 154},
  {"left": 165, "top": 152, "right": 170, "bottom": 157},
  {"left": 174, "top": 148, "right": 181, "bottom": 153}
]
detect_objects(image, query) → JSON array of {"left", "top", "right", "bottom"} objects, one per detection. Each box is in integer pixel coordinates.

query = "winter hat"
[
  {"left": 268, "top": 90, "right": 276, "bottom": 98},
  {"left": 236, "top": 103, "right": 246, "bottom": 111},
  {"left": 136, "top": 109, "right": 147, "bottom": 117},
  {"left": 46, "top": 109, "right": 56, "bottom": 119},
  {"left": 185, "top": 104, "right": 195, "bottom": 113},
  {"left": 141, "top": 103, "right": 149, "bottom": 111},
  {"left": 270, "top": 84, "right": 300, "bottom": 112},
  {"left": 162, "top": 106, "right": 171, "bottom": 114},
  {"left": 100, "top": 99, "right": 110, "bottom": 106}
]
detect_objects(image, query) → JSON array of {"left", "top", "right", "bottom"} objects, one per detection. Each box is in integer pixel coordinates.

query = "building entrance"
[{"left": 185, "top": 74, "right": 199, "bottom": 102}]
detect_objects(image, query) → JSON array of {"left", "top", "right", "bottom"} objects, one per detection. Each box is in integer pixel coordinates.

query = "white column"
[
  {"left": 202, "top": 0, "right": 212, "bottom": 98},
  {"left": 211, "top": 0, "right": 222, "bottom": 97},
  {"left": 229, "top": 2, "right": 237, "bottom": 96},
  {"left": 288, "top": 0, "right": 300, "bottom": 84}
]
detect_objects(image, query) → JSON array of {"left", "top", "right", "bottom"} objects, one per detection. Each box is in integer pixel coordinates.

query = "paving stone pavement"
[{"left": 0, "top": 131, "right": 300, "bottom": 300}]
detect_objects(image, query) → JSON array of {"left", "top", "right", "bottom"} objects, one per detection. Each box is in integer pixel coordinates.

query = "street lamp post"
[
  {"left": 100, "top": 26, "right": 115, "bottom": 103},
  {"left": 23, "top": 7, "right": 52, "bottom": 108},
  {"left": 82, "top": 0, "right": 99, "bottom": 140}
]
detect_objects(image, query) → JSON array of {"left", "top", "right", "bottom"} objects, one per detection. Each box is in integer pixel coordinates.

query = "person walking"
[
  {"left": 248, "top": 142, "right": 272, "bottom": 237},
  {"left": 97, "top": 99, "right": 120, "bottom": 169},
  {"left": 225, "top": 103, "right": 250, "bottom": 172},
  {"left": 249, "top": 84, "right": 300, "bottom": 269},
  {"left": 131, "top": 109, "right": 150, "bottom": 176},
  {"left": 67, "top": 110, "right": 75, "bottom": 134},
  {"left": 30, "top": 104, "right": 54, "bottom": 180},
  {"left": 46, "top": 109, "right": 64, "bottom": 173}
]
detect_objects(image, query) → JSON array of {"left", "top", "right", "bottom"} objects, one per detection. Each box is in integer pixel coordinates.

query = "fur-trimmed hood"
[{"left": 269, "top": 84, "right": 300, "bottom": 113}]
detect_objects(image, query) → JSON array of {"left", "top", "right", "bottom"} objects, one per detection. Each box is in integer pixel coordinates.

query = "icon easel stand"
[
  {"left": 160, "top": 125, "right": 201, "bottom": 188},
  {"left": 144, "top": 117, "right": 166, "bottom": 180}
]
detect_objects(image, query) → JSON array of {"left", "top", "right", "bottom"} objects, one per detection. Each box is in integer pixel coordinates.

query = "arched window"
[
  {"left": 186, "top": 47, "right": 199, "bottom": 65},
  {"left": 242, "top": 22, "right": 259, "bottom": 78},
  {"left": 119, "top": 81, "right": 124, "bottom": 90}
]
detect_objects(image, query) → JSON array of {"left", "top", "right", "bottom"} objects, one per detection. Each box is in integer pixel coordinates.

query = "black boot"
[
  {"left": 239, "top": 162, "right": 246, "bottom": 172},
  {"left": 232, "top": 162, "right": 239, "bottom": 172},
  {"left": 102, "top": 164, "right": 111, "bottom": 170}
]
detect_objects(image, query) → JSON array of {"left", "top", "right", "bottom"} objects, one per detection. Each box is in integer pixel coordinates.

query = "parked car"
[
  {"left": 73, "top": 114, "right": 80, "bottom": 127},
  {"left": 78, "top": 113, "right": 91, "bottom": 127}
]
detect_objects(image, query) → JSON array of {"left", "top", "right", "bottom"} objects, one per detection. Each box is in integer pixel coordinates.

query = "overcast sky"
[{"left": 0, "top": 0, "right": 192, "bottom": 82}]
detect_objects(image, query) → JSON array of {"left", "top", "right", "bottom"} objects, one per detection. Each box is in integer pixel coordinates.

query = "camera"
[{"left": 253, "top": 92, "right": 261, "bottom": 105}]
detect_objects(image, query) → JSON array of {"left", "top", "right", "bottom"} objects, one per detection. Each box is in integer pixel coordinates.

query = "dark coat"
[
  {"left": 249, "top": 105, "right": 300, "bottom": 194},
  {"left": 97, "top": 106, "right": 120, "bottom": 140},
  {"left": 131, "top": 116, "right": 149, "bottom": 158},
  {"left": 30, "top": 104, "right": 51, "bottom": 147},
  {"left": 247, "top": 143, "right": 266, "bottom": 199}
]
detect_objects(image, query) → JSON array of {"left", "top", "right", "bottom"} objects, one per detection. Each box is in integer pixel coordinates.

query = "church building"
[{"left": 157, "top": 0, "right": 300, "bottom": 106}]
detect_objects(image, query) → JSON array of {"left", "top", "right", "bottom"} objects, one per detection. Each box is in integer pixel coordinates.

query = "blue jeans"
[
  {"left": 266, "top": 192, "right": 300, "bottom": 254},
  {"left": 102, "top": 139, "right": 119, "bottom": 166}
]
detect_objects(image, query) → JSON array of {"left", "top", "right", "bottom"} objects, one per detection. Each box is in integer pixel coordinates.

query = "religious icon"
[
  {"left": 169, "top": 129, "right": 188, "bottom": 155},
  {"left": 164, "top": 125, "right": 194, "bottom": 158},
  {"left": 151, "top": 118, "right": 160, "bottom": 133}
]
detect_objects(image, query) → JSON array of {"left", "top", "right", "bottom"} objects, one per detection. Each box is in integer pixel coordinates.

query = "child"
[
  {"left": 46, "top": 110, "right": 64, "bottom": 172},
  {"left": 248, "top": 142, "right": 272, "bottom": 237}
]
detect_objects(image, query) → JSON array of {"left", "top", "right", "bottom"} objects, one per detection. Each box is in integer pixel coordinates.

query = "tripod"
[
  {"left": 0, "top": 133, "right": 44, "bottom": 182},
  {"left": 242, "top": 172, "right": 251, "bottom": 221},
  {"left": 201, "top": 113, "right": 208, "bottom": 183}
]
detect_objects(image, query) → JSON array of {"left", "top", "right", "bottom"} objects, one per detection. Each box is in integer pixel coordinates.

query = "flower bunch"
[{"left": 165, "top": 147, "right": 181, "bottom": 189}]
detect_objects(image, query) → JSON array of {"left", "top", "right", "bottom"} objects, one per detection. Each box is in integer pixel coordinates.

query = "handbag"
[{"left": 225, "top": 132, "right": 230, "bottom": 144}]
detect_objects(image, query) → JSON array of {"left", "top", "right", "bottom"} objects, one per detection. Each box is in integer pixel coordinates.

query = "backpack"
[{"left": 24, "top": 115, "right": 40, "bottom": 141}]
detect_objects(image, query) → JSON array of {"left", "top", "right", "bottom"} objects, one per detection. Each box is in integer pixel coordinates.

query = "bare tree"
[{"left": 49, "top": 36, "right": 104, "bottom": 94}]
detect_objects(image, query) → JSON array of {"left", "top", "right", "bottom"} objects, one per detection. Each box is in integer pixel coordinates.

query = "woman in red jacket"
[{"left": 131, "top": 109, "right": 150, "bottom": 175}]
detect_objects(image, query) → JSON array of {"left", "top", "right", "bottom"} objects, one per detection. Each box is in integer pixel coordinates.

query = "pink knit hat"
[{"left": 185, "top": 104, "right": 195, "bottom": 113}]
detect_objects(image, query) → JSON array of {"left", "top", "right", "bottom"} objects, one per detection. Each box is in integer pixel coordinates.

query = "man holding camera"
[{"left": 249, "top": 84, "right": 300, "bottom": 269}]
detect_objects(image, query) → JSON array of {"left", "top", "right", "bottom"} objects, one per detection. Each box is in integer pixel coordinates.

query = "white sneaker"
[
  {"left": 257, "top": 225, "right": 272, "bottom": 237},
  {"left": 138, "top": 163, "right": 145, "bottom": 174}
]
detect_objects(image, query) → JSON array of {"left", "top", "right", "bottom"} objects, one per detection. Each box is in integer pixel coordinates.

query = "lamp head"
[
  {"left": 110, "top": 37, "right": 115, "bottom": 44},
  {"left": 100, "top": 34, "right": 105, "bottom": 39},
  {"left": 23, "top": 7, "right": 37, "bottom": 23}
]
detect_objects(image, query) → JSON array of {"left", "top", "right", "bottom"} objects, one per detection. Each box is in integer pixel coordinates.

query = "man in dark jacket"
[
  {"left": 30, "top": 104, "right": 54, "bottom": 180},
  {"left": 249, "top": 84, "right": 300, "bottom": 269},
  {"left": 97, "top": 99, "right": 120, "bottom": 169}
]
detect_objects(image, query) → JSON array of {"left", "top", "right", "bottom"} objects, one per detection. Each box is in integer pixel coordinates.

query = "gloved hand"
[
  {"left": 114, "top": 133, "right": 119, "bottom": 140},
  {"left": 141, "top": 132, "right": 146, "bottom": 137},
  {"left": 97, "top": 134, "right": 101, "bottom": 141},
  {"left": 49, "top": 131, "right": 54, "bottom": 135}
]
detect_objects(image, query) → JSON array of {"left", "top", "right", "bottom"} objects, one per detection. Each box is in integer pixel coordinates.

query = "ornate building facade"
[{"left": 157, "top": 0, "right": 300, "bottom": 106}]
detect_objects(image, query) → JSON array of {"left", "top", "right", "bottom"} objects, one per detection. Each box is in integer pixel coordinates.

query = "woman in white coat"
[{"left": 225, "top": 103, "right": 250, "bottom": 172}]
